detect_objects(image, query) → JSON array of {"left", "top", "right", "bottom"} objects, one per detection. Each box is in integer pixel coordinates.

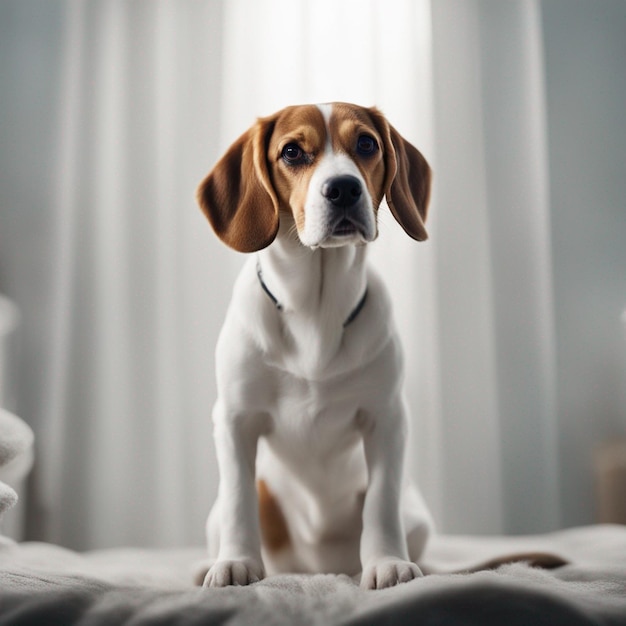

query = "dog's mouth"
[
  {"left": 332, "top": 218, "right": 359, "bottom": 237},
  {"left": 305, "top": 211, "right": 376, "bottom": 249}
]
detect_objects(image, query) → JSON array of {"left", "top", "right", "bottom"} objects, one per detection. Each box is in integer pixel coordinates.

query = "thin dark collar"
[{"left": 256, "top": 260, "right": 368, "bottom": 328}]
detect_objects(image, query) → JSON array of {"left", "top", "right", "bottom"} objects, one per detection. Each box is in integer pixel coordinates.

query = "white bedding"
[{"left": 1, "top": 525, "right": 625, "bottom": 625}]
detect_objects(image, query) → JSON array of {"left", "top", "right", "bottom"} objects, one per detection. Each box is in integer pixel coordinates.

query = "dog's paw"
[
  {"left": 202, "top": 558, "right": 265, "bottom": 588},
  {"left": 361, "top": 558, "right": 423, "bottom": 590}
]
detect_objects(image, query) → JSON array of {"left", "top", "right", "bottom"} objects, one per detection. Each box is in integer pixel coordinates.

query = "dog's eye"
[
  {"left": 356, "top": 135, "right": 378, "bottom": 156},
  {"left": 282, "top": 143, "right": 305, "bottom": 164}
]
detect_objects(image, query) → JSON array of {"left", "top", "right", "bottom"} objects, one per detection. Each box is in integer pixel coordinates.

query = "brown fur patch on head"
[
  {"left": 266, "top": 105, "right": 327, "bottom": 233},
  {"left": 197, "top": 102, "right": 432, "bottom": 250},
  {"left": 329, "top": 103, "right": 388, "bottom": 210}
]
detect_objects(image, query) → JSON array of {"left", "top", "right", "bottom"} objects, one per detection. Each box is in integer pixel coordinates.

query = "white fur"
[{"left": 202, "top": 104, "right": 433, "bottom": 590}]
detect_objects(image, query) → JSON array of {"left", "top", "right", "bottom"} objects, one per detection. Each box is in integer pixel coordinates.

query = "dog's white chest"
[
  {"left": 265, "top": 371, "right": 363, "bottom": 460},
  {"left": 257, "top": 371, "right": 369, "bottom": 553}
]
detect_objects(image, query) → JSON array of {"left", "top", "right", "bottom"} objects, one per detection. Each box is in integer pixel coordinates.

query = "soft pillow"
[{"left": 0, "top": 408, "right": 34, "bottom": 543}]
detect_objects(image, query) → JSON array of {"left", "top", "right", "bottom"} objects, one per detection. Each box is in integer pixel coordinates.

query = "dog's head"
[{"left": 197, "top": 103, "right": 431, "bottom": 252}]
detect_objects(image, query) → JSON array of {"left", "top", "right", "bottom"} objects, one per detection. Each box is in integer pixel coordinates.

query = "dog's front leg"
[
  {"left": 359, "top": 402, "right": 423, "bottom": 590},
  {"left": 203, "top": 402, "right": 266, "bottom": 587}
]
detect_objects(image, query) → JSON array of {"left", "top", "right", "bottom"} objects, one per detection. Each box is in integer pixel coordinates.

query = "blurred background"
[{"left": 0, "top": 0, "right": 625, "bottom": 551}]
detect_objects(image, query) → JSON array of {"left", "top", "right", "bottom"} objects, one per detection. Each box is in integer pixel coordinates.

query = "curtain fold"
[
  {"left": 477, "top": 0, "right": 559, "bottom": 533},
  {"left": 33, "top": 0, "right": 232, "bottom": 549},
  {"left": 431, "top": 0, "right": 559, "bottom": 534}
]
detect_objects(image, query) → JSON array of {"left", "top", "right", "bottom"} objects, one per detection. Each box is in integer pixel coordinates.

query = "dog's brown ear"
[
  {"left": 370, "top": 109, "right": 431, "bottom": 241},
  {"left": 197, "top": 117, "right": 280, "bottom": 253}
]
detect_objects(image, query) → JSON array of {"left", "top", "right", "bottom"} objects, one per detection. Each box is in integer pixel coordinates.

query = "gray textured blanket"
[{"left": 1, "top": 525, "right": 625, "bottom": 625}]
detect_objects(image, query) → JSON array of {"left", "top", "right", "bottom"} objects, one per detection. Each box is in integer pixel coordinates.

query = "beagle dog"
[{"left": 196, "top": 103, "right": 434, "bottom": 590}]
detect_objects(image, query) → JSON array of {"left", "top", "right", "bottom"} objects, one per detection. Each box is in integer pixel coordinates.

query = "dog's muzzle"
[{"left": 322, "top": 175, "right": 370, "bottom": 239}]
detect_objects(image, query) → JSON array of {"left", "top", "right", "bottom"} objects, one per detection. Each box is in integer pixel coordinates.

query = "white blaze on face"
[{"left": 297, "top": 104, "right": 377, "bottom": 248}]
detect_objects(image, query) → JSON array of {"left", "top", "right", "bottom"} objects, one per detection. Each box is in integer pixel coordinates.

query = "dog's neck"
[{"left": 256, "top": 218, "right": 368, "bottom": 330}]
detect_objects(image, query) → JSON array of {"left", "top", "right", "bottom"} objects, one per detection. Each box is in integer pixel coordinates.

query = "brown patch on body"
[{"left": 257, "top": 479, "right": 291, "bottom": 552}]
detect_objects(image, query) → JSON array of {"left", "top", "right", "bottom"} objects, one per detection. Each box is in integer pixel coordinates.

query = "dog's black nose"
[{"left": 322, "top": 175, "right": 362, "bottom": 208}]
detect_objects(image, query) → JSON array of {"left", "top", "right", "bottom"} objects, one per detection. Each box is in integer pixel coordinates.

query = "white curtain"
[
  {"left": 34, "top": 0, "right": 233, "bottom": 548},
  {"left": 1, "top": 0, "right": 566, "bottom": 549},
  {"left": 430, "top": 0, "right": 559, "bottom": 534}
]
